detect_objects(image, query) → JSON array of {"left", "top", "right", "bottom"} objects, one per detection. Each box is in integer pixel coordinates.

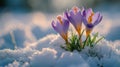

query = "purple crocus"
[
  {"left": 52, "top": 15, "right": 69, "bottom": 43},
  {"left": 82, "top": 8, "right": 103, "bottom": 37},
  {"left": 65, "top": 6, "right": 83, "bottom": 36}
]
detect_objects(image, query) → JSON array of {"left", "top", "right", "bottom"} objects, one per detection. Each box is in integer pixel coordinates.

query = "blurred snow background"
[{"left": 0, "top": 0, "right": 120, "bottom": 67}]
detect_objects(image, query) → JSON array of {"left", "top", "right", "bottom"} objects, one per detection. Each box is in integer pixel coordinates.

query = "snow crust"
[{"left": 0, "top": 34, "right": 120, "bottom": 67}]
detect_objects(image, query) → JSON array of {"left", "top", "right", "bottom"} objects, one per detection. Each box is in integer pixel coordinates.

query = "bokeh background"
[{"left": 0, "top": 0, "right": 120, "bottom": 49}]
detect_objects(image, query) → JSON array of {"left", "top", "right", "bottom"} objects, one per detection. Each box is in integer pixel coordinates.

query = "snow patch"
[{"left": 0, "top": 34, "right": 120, "bottom": 67}]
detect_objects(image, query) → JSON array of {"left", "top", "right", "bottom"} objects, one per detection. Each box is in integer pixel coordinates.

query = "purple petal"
[
  {"left": 82, "top": 17, "right": 88, "bottom": 26},
  {"left": 69, "top": 10, "right": 75, "bottom": 17},
  {"left": 81, "top": 8, "right": 86, "bottom": 16},
  {"left": 65, "top": 7, "right": 83, "bottom": 33},
  {"left": 82, "top": 8, "right": 92, "bottom": 22},
  {"left": 69, "top": 10, "right": 82, "bottom": 25},
  {"left": 92, "top": 12, "right": 100, "bottom": 23},
  {"left": 56, "top": 21, "right": 63, "bottom": 33},
  {"left": 65, "top": 10, "right": 75, "bottom": 24},
  {"left": 52, "top": 20, "right": 63, "bottom": 34},
  {"left": 93, "top": 14, "right": 103, "bottom": 25},
  {"left": 51, "top": 21, "right": 56, "bottom": 30},
  {"left": 86, "top": 24, "right": 94, "bottom": 29},
  {"left": 83, "top": 17, "right": 94, "bottom": 29},
  {"left": 62, "top": 19, "right": 69, "bottom": 33},
  {"left": 98, "top": 15, "right": 103, "bottom": 22},
  {"left": 86, "top": 8, "right": 93, "bottom": 19},
  {"left": 82, "top": 8, "right": 103, "bottom": 28},
  {"left": 63, "top": 10, "right": 68, "bottom": 19},
  {"left": 75, "top": 11, "right": 82, "bottom": 22}
]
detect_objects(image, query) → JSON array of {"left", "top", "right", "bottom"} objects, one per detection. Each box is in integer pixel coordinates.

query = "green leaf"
[
  {"left": 95, "top": 36, "right": 104, "bottom": 44},
  {"left": 91, "top": 32, "right": 98, "bottom": 44},
  {"left": 83, "top": 35, "right": 90, "bottom": 48},
  {"left": 79, "top": 30, "right": 85, "bottom": 39},
  {"left": 88, "top": 36, "right": 92, "bottom": 46},
  {"left": 61, "top": 29, "right": 104, "bottom": 52}
]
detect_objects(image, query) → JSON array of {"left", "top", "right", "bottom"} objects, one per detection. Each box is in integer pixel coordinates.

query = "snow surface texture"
[
  {"left": 0, "top": 12, "right": 120, "bottom": 67},
  {"left": 0, "top": 34, "right": 120, "bottom": 67}
]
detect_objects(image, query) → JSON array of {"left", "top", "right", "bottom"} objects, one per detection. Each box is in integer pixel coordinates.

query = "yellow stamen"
[
  {"left": 88, "top": 12, "right": 94, "bottom": 24},
  {"left": 57, "top": 16, "right": 63, "bottom": 24},
  {"left": 73, "top": 7, "right": 78, "bottom": 14}
]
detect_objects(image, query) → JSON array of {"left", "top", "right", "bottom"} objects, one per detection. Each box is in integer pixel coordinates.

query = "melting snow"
[{"left": 0, "top": 34, "right": 120, "bottom": 67}]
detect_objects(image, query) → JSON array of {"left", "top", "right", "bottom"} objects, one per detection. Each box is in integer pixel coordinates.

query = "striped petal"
[
  {"left": 93, "top": 13, "right": 103, "bottom": 25},
  {"left": 62, "top": 18, "right": 70, "bottom": 33},
  {"left": 92, "top": 12, "right": 100, "bottom": 24},
  {"left": 52, "top": 21, "right": 63, "bottom": 34},
  {"left": 82, "top": 8, "right": 103, "bottom": 29},
  {"left": 65, "top": 7, "right": 83, "bottom": 35},
  {"left": 51, "top": 15, "right": 70, "bottom": 42}
]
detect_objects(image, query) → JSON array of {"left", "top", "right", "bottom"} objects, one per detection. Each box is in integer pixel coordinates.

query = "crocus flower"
[
  {"left": 82, "top": 8, "right": 103, "bottom": 37},
  {"left": 52, "top": 15, "right": 69, "bottom": 43},
  {"left": 65, "top": 6, "right": 82, "bottom": 36}
]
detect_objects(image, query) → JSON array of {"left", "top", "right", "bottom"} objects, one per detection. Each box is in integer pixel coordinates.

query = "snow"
[
  {"left": 5, "top": 60, "right": 29, "bottom": 67},
  {"left": 0, "top": 12, "right": 120, "bottom": 67},
  {"left": 0, "top": 34, "right": 120, "bottom": 67}
]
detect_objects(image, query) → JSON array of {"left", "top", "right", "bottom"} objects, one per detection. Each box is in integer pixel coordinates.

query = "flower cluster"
[{"left": 52, "top": 6, "right": 103, "bottom": 52}]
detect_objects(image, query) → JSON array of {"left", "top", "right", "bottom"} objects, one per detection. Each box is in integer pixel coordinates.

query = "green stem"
[
  {"left": 79, "top": 30, "right": 85, "bottom": 48},
  {"left": 83, "top": 35, "right": 90, "bottom": 48}
]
